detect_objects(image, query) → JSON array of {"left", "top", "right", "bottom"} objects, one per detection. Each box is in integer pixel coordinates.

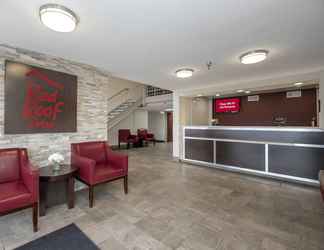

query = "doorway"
[{"left": 167, "top": 112, "right": 173, "bottom": 142}]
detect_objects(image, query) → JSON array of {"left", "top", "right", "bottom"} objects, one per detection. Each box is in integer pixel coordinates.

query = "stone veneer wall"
[{"left": 0, "top": 44, "right": 111, "bottom": 167}]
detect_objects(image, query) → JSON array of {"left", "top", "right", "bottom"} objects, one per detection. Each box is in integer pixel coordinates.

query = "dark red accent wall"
[{"left": 213, "top": 89, "right": 317, "bottom": 126}]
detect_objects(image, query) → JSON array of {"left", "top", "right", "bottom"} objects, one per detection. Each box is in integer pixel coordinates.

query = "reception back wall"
[{"left": 0, "top": 44, "right": 110, "bottom": 166}]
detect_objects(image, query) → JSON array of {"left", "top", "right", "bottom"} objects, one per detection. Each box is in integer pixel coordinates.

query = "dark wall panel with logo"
[
  {"left": 213, "top": 89, "right": 317, "bottom": 126},
  {"left": 4, "top": 60, "right": 77, "bottom": 134}
]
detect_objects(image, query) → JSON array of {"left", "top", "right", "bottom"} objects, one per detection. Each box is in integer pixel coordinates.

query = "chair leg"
[
  {"left": 33, "top": 203, "right": 38, "bottom": 232},
  {"left": 124, "top": 175, "right": 128, "bottom": 194},
  {"left": 118, "top": 142, "right": 120, "bottom": 148},
  {"left": 127, "top": 142, "right": 130, "bottom": 149},
  {"left": 89, "top": 186, "right": 94, "bottom": 208}
]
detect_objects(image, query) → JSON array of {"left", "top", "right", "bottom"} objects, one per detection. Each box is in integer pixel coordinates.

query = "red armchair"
[
  {"left": 71, "top": 141, "right": 128, "bottom": 207},
  {"left": 118, "top": 129, "right": 139, "bottom": 149},
  {"left": 137, "top": 129, "right": 156, "bottom": 146},
  {"left": 0, "top": 148, "right": 39, "bottom": 232}
]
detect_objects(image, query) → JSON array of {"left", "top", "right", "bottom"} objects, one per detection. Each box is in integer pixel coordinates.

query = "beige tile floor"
[{"left": 1, "top": 143, "right": 324, "bottom": 250}]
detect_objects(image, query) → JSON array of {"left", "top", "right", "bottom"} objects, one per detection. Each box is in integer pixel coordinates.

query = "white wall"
[
  {"left": 134, "top": 109, "right": 148, "bottom": 130},
  {"left": 108, "top": 109, "right": 148, "bottom": 145},
  {"left": 191, "top": 98, "right": 209, "bottom": 125},
  {"left": 148, "top": 111, "right": 167, "bottom": 141}
]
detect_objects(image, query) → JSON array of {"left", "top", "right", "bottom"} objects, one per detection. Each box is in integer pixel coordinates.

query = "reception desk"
[{"left": 183, "top": 126, "right": 324, "bottom": 185}]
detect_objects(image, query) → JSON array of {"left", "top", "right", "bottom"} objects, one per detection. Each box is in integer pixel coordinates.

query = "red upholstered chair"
[
  {"left": 118, "top": 129, "right": 139, "bottom": 149},
  {"left": 320, "top": 170, "right": 324, "bottom": 202},
  {"left": 0, "top": 148, "right": 39, "bottom": 232},
  {"left": 137, "top": 129, "right": 156, "bottom": 146},
  {"left": 71, "top": 141, "right": 128, "bottom": 207}
]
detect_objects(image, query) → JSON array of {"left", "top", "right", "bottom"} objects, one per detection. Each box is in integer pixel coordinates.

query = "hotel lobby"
[{"left": 1, "top": 1, "right": 324, "bottom": 250}]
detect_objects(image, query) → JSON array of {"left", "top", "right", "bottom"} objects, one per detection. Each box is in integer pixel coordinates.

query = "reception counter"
[{"left": 182, "top": 126, "right": 324, "bottom": 185}]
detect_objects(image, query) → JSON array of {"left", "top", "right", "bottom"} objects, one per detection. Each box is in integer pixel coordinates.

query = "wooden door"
[{"left": 167, "top": 112, "right": 173, "bottom": 142}]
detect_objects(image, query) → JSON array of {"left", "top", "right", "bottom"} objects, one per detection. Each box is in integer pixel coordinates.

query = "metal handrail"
[{"left": 107, "top": 88, "right": 129, "bottom": 102}]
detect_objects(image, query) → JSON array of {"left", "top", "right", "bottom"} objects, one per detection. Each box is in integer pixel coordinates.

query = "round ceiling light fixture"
[
  {"left": 175, "top": 68, "right": 194, "bottom": 78},
  {"left": 40, "top": 4, "right": 79, "bottom": 32},
  {"left": 240, "top": 50, "right": 269, "bottom": 64},
  {"left": 294, "top": 82, "right": 304, "bottom": 86}
]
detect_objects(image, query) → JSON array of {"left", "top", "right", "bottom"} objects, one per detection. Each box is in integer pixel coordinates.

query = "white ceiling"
[{"left": 1, "top": 0, "right": 324, "bottom": 91}]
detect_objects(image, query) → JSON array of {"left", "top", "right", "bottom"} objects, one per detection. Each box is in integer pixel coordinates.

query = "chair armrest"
[
  {"left": 106, "top": 150, "right": 128, "bottom": 174},
  {"left": 21, "top": 163, "right": 39, "bottom": 202},
  {"left": 71, "top": 153, "right": 96, "bottom": 184},
  {"left": 147, "top": 133, "right": 155, "bottom": 139}
]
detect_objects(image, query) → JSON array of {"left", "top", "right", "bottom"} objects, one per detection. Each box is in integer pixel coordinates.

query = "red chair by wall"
[
  {"left": 0, "top": 148, "right": 39, "bottom": 232},
  {"left": 137, "top": 129, "right": 156, "bottom": 146},
  {"left": 71, "top": 141, "right": 128, "bottom": 207},
  {"left": 118, "top": 129, "right": 139, "bottom": 149},
  {"left": 320, "top": 170, "right": 324, "bottom": 202}
]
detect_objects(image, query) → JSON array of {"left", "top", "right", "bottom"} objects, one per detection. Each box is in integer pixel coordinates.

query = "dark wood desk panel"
[
  {"left": 268, "top": 145, "right": 324, "bottom": 180},
  {"left": 185, "top": 139, "right": 214, "bottom": 163},
  {"left": 216, "top": 141, "right": 265, "bottom": 171}
]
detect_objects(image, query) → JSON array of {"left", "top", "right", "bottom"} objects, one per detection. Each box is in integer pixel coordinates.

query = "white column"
[
  {"left": 319, "top": 71, "right": 324, "bottom": 128},
  {"left": 172, "top": 91, "right": 180, "bottom": 158},
  {"left": 208, "top": 98, "right": 213, "bottom": 126}
]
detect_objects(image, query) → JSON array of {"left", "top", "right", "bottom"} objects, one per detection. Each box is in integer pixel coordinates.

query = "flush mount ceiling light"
[
  {"left": 215, "top": 93, "right": 220, "bottom": 97},
  {"left": 294, "top": 82, "right": 304, "bottom": 86},
  {"left": 240, "top": 50, "right": 268, "bottom": 64},
  {"left": 237, "top": 89, "right": 244, "bottom": 93},
  {"left": 40, "top": 4, "right": 79, "bottom": 32},
  {"left": 176, "top": 68, "right": 194, "bottom": 78},
  {"left": 245, "top": 90, "right": 251, "bottom": 94}
]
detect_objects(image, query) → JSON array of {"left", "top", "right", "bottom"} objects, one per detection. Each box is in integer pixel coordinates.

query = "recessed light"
[
  {"left": 215, "top": 93, "right": 220, "bottom": 97},
  {"left": 240, "top": 50, "right": 268, "bottom": 64},
  {"left": 176, "top": 68, "right": 194, "bottom": 78},
  {"left": 245, "top": 90, "right": 251, "bottom": 94},
  {"left": 197, "top": 94, "right": 203, "bottom": 97},
  {"left": 237, "top": 90, "right": 244, "bottom": 93},
  {"left": 40, "top": 4, "right": 78, "bottom": 32},
  {"left": 294, "top": 82, "right": 304, "bottom": 86}
]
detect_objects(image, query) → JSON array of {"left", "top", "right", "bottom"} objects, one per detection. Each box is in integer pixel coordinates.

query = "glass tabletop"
[{"left": 39, "top": 164, "right": 78, "bottom": 178}]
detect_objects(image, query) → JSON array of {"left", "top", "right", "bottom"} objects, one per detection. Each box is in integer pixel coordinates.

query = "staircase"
[
  {"left": 108, "top": 100, "right": 137, "bottom": 120},
  {"left": 107, "top": 85, "right": 144, "bottom": 130}
]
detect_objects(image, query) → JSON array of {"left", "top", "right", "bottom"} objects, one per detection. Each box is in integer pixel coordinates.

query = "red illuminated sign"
[
  {"left": 22, "top": 69, "right": 65, "bottom": 129},
  {"left": 215, "top": 98, "right": 240, "bottom": 113}
]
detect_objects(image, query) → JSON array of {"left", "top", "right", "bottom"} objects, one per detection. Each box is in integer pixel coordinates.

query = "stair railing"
[
  {"left": 107, "top": 84, "right": 144, "bottom": 116},
  {"left": 107, "top": 88, "right": 129, "bottom": 102},
  {"left": 107, "top": 88, "right": 130, "bottom": 114}
]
